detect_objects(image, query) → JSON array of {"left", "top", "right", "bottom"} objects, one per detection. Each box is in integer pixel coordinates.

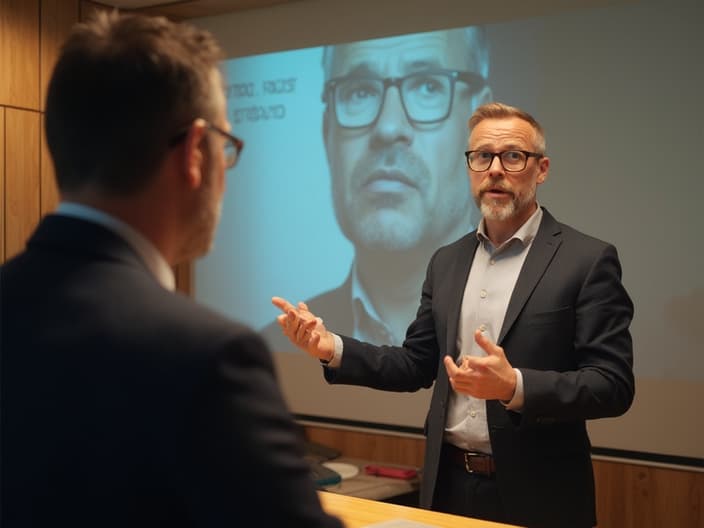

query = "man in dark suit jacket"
[
  {"left": 0, "top": 12, "right": 341, "bottom": 528},
  {"left": 273, "top": 102, "right": 635, "bottom": 528}
]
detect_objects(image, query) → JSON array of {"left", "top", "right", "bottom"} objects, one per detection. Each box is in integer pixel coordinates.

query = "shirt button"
[
  {"left": 479, "top": 324, "right": 487, "bottom": 332},
  {"left": 470, "top": 410, "right": 477, "bottom": 418},
  {"left": 490, "top": 259, "right": 496, "bottom": 265},
  {"left": 480, "top": 289, "right": 487, "bottom": 298}
]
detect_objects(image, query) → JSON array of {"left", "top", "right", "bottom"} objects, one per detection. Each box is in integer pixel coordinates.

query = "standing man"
[
  {"left": 263, "top": 27, "right": 492, "bottom": 350},
  {"left": 0, "top": 12, "right": 341, "bottom": 528},
  {"left": 274, "top": 103, "right": 635, "bottom": 528}
]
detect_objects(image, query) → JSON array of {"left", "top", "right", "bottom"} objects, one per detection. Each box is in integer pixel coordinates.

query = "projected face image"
[{"left": 323, "top": 29, "right": 489, "bottom": 253}]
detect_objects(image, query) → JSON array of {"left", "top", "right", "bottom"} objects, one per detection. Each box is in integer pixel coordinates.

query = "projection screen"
[{"left": 194, "top": 0, "right": 704, "bottom": 468}]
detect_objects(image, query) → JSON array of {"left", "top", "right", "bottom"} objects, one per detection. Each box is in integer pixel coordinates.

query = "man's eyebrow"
[
  {"left": 337, "top": 63, "right": 378, "bottom": 78},
  {"left": 403, "top": 58, "right": 444, "bottom": 72}
]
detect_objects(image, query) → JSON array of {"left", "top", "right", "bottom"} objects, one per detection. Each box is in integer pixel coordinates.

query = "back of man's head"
[{"left": 45, "top": 12, "right": 223, "bottom": 196}]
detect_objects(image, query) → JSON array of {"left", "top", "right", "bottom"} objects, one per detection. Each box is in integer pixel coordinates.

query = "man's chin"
[
  {"left": 480, "top": 202, "right": 515, "bottom": 222},
  {"left": 176, "top": 232, "right": 216, "bottom": 265},
  {"left": 352, "top": 223, "right": 423, "bottom": 253}
]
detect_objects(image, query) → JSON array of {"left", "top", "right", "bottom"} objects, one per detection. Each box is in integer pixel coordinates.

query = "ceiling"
[{"left": 100, "top": 0, "right": 300, "bottom": 20}]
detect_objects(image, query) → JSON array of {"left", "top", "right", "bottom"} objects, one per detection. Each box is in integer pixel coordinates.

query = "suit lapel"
[
  {"left": 498, "top": 208, "right": 562, "bottom": 344},
  {"left": 445, "top": 234, "right": 480, "bottom": 361}
]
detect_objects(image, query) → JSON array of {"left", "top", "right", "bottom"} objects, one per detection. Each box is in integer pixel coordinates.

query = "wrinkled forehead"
[{"left": 328, "top": 30, "right": 475, "bottom": 78}]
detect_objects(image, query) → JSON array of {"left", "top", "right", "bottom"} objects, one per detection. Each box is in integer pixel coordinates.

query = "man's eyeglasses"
[
  {"left": 206, "top": 123, "right": 244, "bottom": 169},
  {"left": 465, "top": 150, "right": 543, "bottom": 172},
  {"left": 169, "top": 121, "right": 244, "bottom": 169},
  {"left": 323, "top": 70, "right": 487, "bottom": 129}
]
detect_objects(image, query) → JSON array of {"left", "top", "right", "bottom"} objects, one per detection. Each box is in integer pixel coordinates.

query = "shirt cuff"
[
  {"left": 501, "top": 368, "right": 524, "bottom": 411},
  {"left": 320, "top": 333, "right": 343, "bottom": 368}
]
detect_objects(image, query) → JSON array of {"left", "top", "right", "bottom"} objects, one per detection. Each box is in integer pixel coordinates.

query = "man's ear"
[
  {"left": 537, "top": 156, "right": 550, "bottom": 185},
  {"left": 182, "top": 118, "right": 208, "bottom": 189}
]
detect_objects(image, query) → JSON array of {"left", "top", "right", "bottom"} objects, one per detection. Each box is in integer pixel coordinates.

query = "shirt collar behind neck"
[{"left": 56, "top": 202, "right": 175, "bottom": 291}]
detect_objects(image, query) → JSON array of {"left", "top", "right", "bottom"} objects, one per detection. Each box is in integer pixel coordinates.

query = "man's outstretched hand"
[{"left": 271, "top": 296, "right": 335, "bottom": 362}]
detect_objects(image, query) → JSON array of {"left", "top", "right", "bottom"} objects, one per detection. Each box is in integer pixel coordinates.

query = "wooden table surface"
[{"left": 319, "top": 491, "right": 519, "bottom": 528}]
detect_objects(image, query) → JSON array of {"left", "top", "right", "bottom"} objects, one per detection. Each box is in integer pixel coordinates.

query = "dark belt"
[{"left": 442, "top": 443, "right": 496, "bottom": 477}]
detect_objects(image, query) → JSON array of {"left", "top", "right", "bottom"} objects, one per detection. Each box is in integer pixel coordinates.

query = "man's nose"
[
  {"left": 487, "top": 154, "right": 505, "bottom": 176},
  {"left": 370, "top": 86, "right": 413, "bottom": 145}
]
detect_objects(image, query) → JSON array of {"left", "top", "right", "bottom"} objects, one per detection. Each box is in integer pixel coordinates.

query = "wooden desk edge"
[{"left": 319, "top": 490, "right": 520, "bottom": 528}]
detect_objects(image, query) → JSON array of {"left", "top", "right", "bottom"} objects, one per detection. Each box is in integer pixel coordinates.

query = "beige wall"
[{"left": 0, "top": 1, "right": 700, "bottom": 526}]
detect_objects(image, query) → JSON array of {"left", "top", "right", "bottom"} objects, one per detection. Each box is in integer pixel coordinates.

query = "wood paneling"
[
  {"left": 593, "top": 460, "right": 704, "bottom": 528},
  {"left": 305, "top": 426, "right": 425, "bottom": 468},
  {"left": 5, "top": 109, "right": 41, "bottom": 259},
  {"left": 1, "top": 107, "right": 5, "bottom": 262},
  {"left": 40, "top": 0, "right": 80, "bottom": 112},
  {"left": 0, "top": 0, "right": 40, "bottom": 110}
]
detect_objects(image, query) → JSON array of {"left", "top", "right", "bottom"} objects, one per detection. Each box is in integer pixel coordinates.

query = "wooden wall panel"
[
  {"left": 40, "top": 0, "right": 80, "bottom": 112},
  {"left": 593, "top": 460, "right": 704, "bottom": 528},
  {"left": 0, "top": 0, "right": 40, "bottom": 110},
  {"left": 5, "top": 109, "right": 41, "bottom": 259},
  {"left": 305, "top": 426, "right": 425, "bottom": 468},
  {"left": 1, "top": 107, "right": 5, "bottom": 262}
]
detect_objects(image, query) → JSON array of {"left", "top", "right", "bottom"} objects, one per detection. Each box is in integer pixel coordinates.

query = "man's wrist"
[
  {"left": 319, "top": 334, "right": 343, "bottom": 367},
  {"left": 319, "top": 347, "right": 334, "bottom": 364}
]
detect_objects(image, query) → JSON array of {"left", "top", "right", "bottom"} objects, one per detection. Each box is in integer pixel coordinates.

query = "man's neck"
[{"left": 61, "top": 188, "right": 177, "bottom": 266}]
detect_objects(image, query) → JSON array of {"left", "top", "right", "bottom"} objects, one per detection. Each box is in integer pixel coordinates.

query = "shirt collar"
[
  {"left": 56, "top": 202, "right": 176, "bottom": 291},
  {"left": 349, "top": 261, "right": 395, "bottom": 341},
  {"left": 350, "top": 261, "right": 382, "bottom": 323}
]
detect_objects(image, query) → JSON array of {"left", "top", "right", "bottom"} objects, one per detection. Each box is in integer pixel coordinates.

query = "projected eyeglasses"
[{"left": 323, "top": 69, "right": 486, "bottom": 129}]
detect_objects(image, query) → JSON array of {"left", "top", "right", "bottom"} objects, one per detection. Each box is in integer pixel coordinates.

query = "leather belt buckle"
[{"left": 462, "top": 451, "right": 495, "bottom": 476}]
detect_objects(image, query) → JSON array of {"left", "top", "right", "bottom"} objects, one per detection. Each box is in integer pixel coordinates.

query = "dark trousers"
[{"left": 432, "top": 449, "right": 506, "bottom": 524}]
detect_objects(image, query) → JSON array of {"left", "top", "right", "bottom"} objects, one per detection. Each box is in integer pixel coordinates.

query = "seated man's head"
[
  {"left": 322, "top": 27, "right": 491, "bottom": 255},
  {"left": 45, "top": 12, "right": 242, "bottom": 263}
]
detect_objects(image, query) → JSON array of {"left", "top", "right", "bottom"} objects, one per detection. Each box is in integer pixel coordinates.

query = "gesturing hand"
[
  {"left": 271, "top": 296, "right": 335, "bottom": 362},
  {"left": 443, "top": 329, "right": 517, "bottom": 401}
]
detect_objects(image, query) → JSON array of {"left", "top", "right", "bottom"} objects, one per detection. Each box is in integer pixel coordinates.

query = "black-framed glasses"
[
  {"left": 169, "top": 121, "right": 244, "bottom": 169},
  {"left": 465, "top": 150, "right": 543, "bottom": 172},
  {"left": 206, "top": 122, "right": 244, "bottom": 169},
  {"left": 323, "top": 69, "right": 487, "bottom": 128}
]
